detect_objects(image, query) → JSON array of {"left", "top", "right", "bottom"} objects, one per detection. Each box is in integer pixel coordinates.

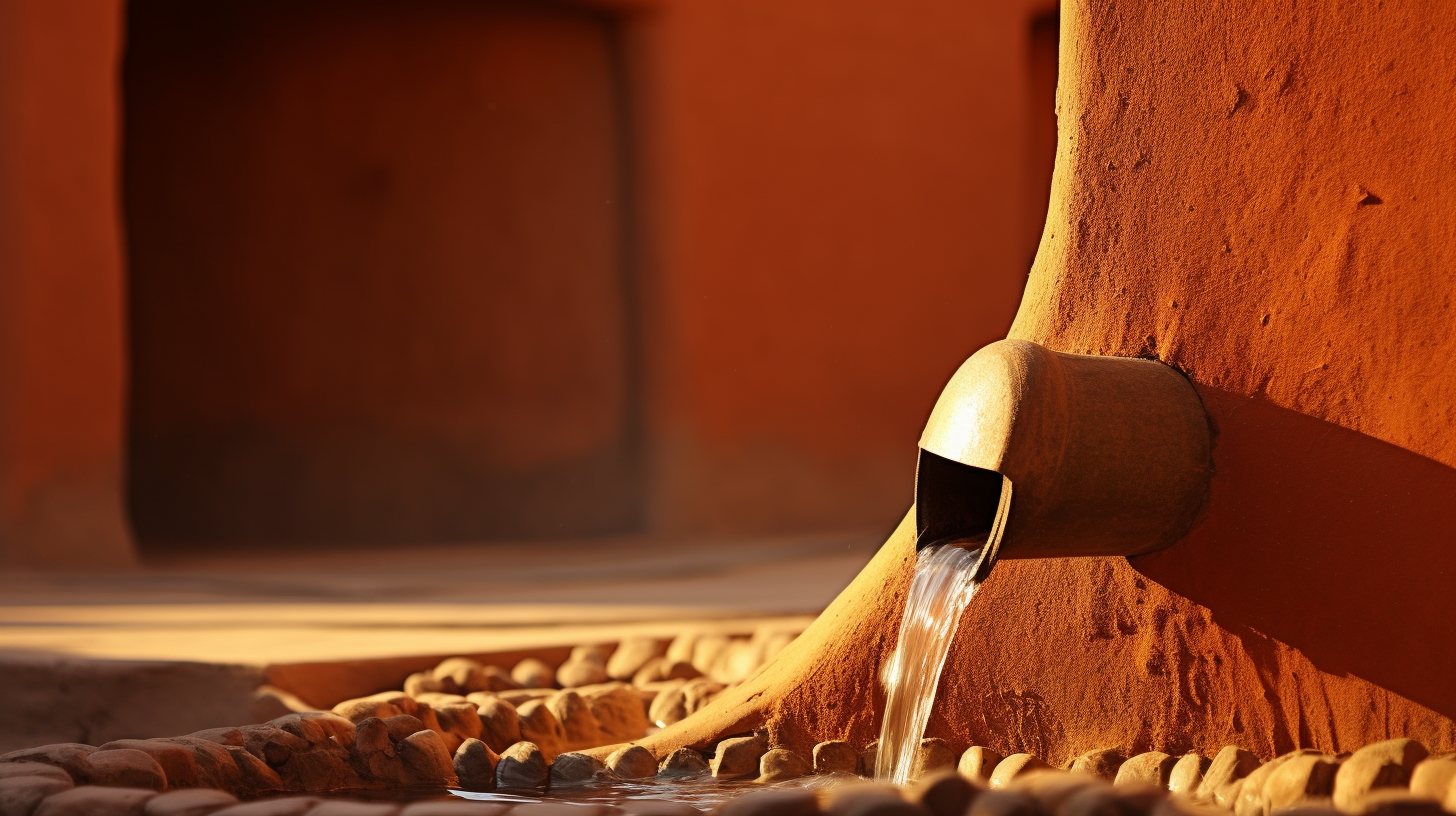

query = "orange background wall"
[{"left": 0, "top": 0, "right": 1053, "bottom": 564}]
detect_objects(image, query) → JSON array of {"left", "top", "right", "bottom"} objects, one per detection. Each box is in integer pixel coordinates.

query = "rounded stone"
[
  {"left": 453, "top": 739, "right": 497, "bottom": 792},
  {"left": 0, "top": 774, "right": 75, "bottom": 816},
  {"left": 1069, "top": 749, "right": 1126, "bottom": 781},
  {"left": 958, "top": 747, "right": 1004, "bottom": 785},
  {"left": 711, "top": 736, "right": 768, "bottom": 780},
  {"left": 514, "top": 701, "right": 565, "bottom": 760},
  {"left": 966, "top": 789, "right": 1037, "bottom": 816},
  {"left": 914, "top": 739, "right": 958, "bottom": 780},
  {"left": 548, "top": 752, "right": 607, "bottom": 787},
  {"left": 1261, "top": 753, "right": 1341, "bottom": 813},
  {"left": 307, "top": 802, "right": 399, "bottom": 816},
  {"left": 607, "top": 638, "right": 667, "bottom": 681},
  {"left": 582, "top": 683, "right": 652, "bottom": 742},
  {"left": 494, "top": 742, "right": 548, "bottom": 790},
  {"left": 1115, "top": 753, "right": 1176, "bottom": 788},
  {"left": 1342, "top": 789, "right": 1446, "bottom": 816},
  {"left": 546, "top": 691, "right": 603, "bottom": 747},
  {"left": 908, "top": 769, "right": 981, "bottom": 816},
  {"left": 1167, "top": 754, "right": 1207, "bottom": 796},
  {"left": 510, "top": 659, "right": 556, "bottom": 690},
  {"left": 1333, "top": 740, "right": 1429, "bottom": 812},
  {"left": 85, "top": 750, "right": 168, "bottom": 791},
  {"left": 1409, "top": 757, "right": 1456, "bottom": 800},
  {"left": 1197, "top": 747, "right": 1262, "bottom": 802},
  {"left": 607, "top": 745, "right": 658, "bottom": 780},
  {"left": 717, "top": 789, "right": 820, "bottom": 816},
  {"left": 616, "top": 802, "right": 703, "bottom": 816},
  {"left": 989, "top": 755, "right": 1048, "bottom": 789},
  {"left": 813, "top": 741, "right": 861, "bottom": 775},
  {"left": 658, "top": 748, "right": 711, "bottom": 778},
  {"left": 0, "top": 763, "right": 73, "bottom": 783},
  {"left": 472, "top": 698, "right": 521, "bottom": 754},
  {"left": 209, "top": 798, "right": 321, "bottom": 816},
  {"left": 400, "top": 801, "right": 512, "bottom": 816},
  {"left": 1235, "top": 750, "right": 1320, "bottom": 816},
  {"left": 33, "top": 786, "right": 157, "bottom": 816},
  {"left": 758, "top": 748, "right": 811, "bottom": 783},
  {"left": 398, "top": 730, "right": 457, "bottom": 786},
  {"left": 826, "top": 783, "right": 924, "bottom": 816},
  {"left": 96, "top": 742, "right": 200, "bottom": 790},
  {"left": 142, "top": 789, "right": 239, "bottom": 816}
]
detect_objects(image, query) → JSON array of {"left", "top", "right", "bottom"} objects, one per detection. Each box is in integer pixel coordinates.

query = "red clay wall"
[
  {"left": 946, "top": 0, "right": 1456, "bottom": 759},
  {"left": 0, "top": 0, "right": 133, "bottom": 568},
  {"left": 637, "top": 0, "right": 1044, "bottom": 535}
]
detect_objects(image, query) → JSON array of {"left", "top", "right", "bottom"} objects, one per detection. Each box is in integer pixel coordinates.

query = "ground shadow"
[{"left": 1131, "top": 386, "right": 1456, "bottom": 720}]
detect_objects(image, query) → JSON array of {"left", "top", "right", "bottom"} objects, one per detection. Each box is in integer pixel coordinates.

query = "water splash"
[{"left": 875, "top": 542, "right": 983, "bottom": 785}]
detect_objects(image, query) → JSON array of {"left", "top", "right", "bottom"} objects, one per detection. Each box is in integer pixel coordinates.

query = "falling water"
[{"left": 874, "top": 542, "right": 984, "bottom": 786}]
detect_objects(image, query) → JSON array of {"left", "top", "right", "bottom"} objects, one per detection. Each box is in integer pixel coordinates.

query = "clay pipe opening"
[{"left": 913, "top": 339, "right": 1213, "bottom": 582}]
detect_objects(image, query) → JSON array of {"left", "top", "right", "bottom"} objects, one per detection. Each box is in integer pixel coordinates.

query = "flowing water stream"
[{"left": 874, "top": 542, "right": 984, "bottom": 785}]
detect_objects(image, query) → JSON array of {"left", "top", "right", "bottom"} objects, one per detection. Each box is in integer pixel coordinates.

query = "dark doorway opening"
[{"left": 122, "top": 0, "right": 644, "bottom": 554}]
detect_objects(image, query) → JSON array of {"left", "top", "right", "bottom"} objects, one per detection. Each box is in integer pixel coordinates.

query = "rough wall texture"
[
  {"left": 648, "top": 0, "right": 1456, "bottom": 764},
  {"left": 0, "top": 0, "right": 133, "bottom": 568}
]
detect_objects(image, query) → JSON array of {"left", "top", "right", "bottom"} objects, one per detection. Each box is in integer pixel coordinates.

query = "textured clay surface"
[{"left": 615, "top": 0, "right": 1456, "bottom": 765}]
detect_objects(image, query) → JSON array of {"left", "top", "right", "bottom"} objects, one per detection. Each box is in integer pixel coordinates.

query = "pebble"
[
  {"left": 308, "top": 802, "right": 399, "bottom": 816},
  {"left": 382, "top": 716, "right": 428, "bottom": 744},
  {"left": 710, "top": 641, "right": 766, "bottom": 685},
  {"left": 632, "top": 659, "right": 701, "bottom": 687},
  {"left": 0, "top": 745, "right": 96, "bottom": 783},
  {"left": 235, "top": 727, "right": 310, "bottom": 768},
  {"left": 479, "top": 667, "right": 522, "bottom": 693},
  {"left": 1168, "top": 753, "right": 1208, "bottom": 795},
  {"left": 665, "top": 633, "right": 700, "bottom": 664},
  {"left": 658, "top": 748, "right": 711, "bottom": 778},
  {"left": 142, "top": 789, "right": 239, "bottom": 816},
  {"left": 908, "top": 769, "right": 981, "bottom": 816},
  {"left": 472, "top": 698, "right": 522, "bottom": 754},
  {"left": 432, "top": 703, "right": 484, "bottom": 745},
  {"left": 495, "top": 742, "right": 548, "bottom": 790},
  {"left": 332, "top": 699, "right": 403, "bottom": 724},
  {"left": 0, "top": 774, "right": 74, "bottom": 816},
  {"left": 404, "top": 673, "right": 446, "bottom": 698},
  {"left": 914, "top": 739, "right": 958, "bottom": 779},
  {"left": 85, "top": 749, "right": 168, "bottom": 791},
  {"left": 556, "top": 646, "right": 611, "bottom": 688},
  {"left": 453, "top": 739, "right": 497, "bottom": 792},
  {"left": 1234, "top": 750, "right": 1320, "bottom": 816},
  {"left": 1069, "top": 749, "right": 1126, "bottom": 781},
  {"left": 649, "top": 679, "right": 724, "bottom": 729},
  {"left": 617, "top": 802, "right": 703, "bottom": 816},
  {"left": 33, "top": 786, "right": 157, "bottom": 816},
  {"left": 225, "top": 743, "right": 287, "bottom": 796},
  {"left": 826, "top": 783, "right": 922, "bottom": 816},
  {"left": 607, "top": 639, "right": 667, "bottom": 681},
  {"left": 711, "top": 736, "right": 768, "bottom": 780},
  {"left": 1409, "top": 757, "right": 1456, "bottom": 800},
  {"left": 510, "top": 659, "right": 556, "bottom": 690},
  {"left": 512, "top": 805, "right": 614, "bottom": 816},
  {"left": 1197, "top": 746, "right": 1262, "bottom": 802},
  {"left": 546, "top": 691, "right": 603, "bottom": 747},
  {"left": 0, "top": 763, "right": 74, "bottom": 783},
  {"left": 348, "top": 719, "right": 402, "bottom": 784},
  {"left": 813, "top": 741, "right": 861, "bottom": 775},
  {"left": 498, "top": 691, "right": 556, "bottom": 707},
  {"left": 958, "top": 747, "right": 1003, "bottom": 784},
  {"left": 514, "top": 701, "right": 565, "bottom": 760},
  {"left": 1261, "top": 753, "right": 1341, "bottom": 813},
  {"left": 209, "top": 797, "right": 321, "bottom": 816},
  {"left": 1342, "top": 789, "right": 1446, "bottom": 816},
  {"left": 862, "top": 742, "right": 879, "bottom": 776},
  {"left": 607, "top": 746, "right": 658, "bottom": 780},
  {"left": 1063, "top": 784, "right": 1166, "bottom": 816},
  {"left": 186, "top": 730, "right": 244, "bottom": 748},
  {"left": 690, "top": 636, "right": 732, "bottom": 678},
  {"left": 547, "top": 752, "right": 607, "bottom": 787},
  {"left": 400, "top": 802, "right": 511, "bottom": 816},
  {"left": 582, "top": 683, "right": 652, "bottom": 742},
  {"left": 757, "top": 748, "right": 811, "bottom": 783},
  {"left": 716, "top": 789, "right": 819, "bottom": 816},
  {"left": 399, "top": 730, "right": 457, "bottom": 785},
  {"left": 966, "top": 789, "right": 1037, "bottom": 816},
  {"left": 160, "top": 739, "right": 241, "bottom": 793},
  {"left": 989, "top": 754, "right": 1048, "bottom": 789},
  {"left": 273, "top": 746, "right": 360, "bottom": 793},
  {"left": 275, "top": 713, "right": 354, "bottom": 747},
  {"left": 432, "top": 658, "right": 489, "bottom": 694},
  {"left": 97, "top": 741, "right": 201, "bottom": 790},
  {"left": 1009, "top": 770, "right": 1108, "bottom": 811},
  {"left": 1333, "top": 739, "right": 1429, "bottom": 812},
  {"left": 1115, "top": 753, "right": 1176, "bottom": 788}
]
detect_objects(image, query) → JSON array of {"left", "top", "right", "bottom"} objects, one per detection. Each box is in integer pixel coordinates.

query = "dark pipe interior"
[{"left": 914, "top": 449, "right": 1004, "bottom": 552}]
